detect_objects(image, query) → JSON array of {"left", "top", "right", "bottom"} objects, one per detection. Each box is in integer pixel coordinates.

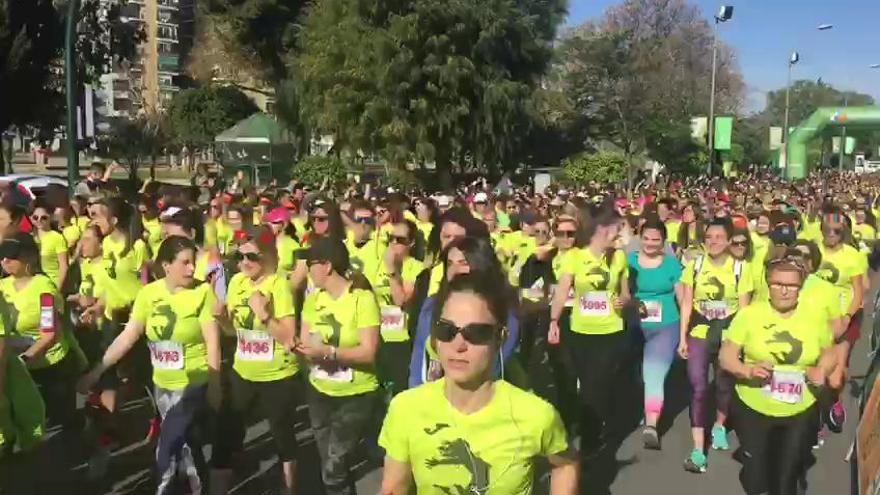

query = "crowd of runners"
[{"left": 0, "top": 163, "right": 877, "bottom": 494}]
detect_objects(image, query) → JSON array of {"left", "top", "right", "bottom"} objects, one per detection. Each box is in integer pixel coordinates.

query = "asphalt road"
[{"left": 1, "top": 302, "right": 869, "bottom": 495}]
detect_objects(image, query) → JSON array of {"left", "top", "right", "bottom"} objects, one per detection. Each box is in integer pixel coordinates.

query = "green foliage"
[
  {"left": 386, "top": 169, "right": 419, "bottom": 190},
  {"left": 76, "top": 0, "right": 145, "bottom": 85},
  {"left": 294, "top": 155, "right": 347, "bottom": 187},
  {"left": 764, "top": 79, "right": 874, "bottom": 127},
  {"left": 167, "top": 85, "right": 259, "bottom": 149},
  {"left": 294, "top": 0, "right": 566, "bottom": 181},
  {"left": 562, "top": 151, "right": 627, "bottom": 184},
  {"left": 201, "top": 0, "right": 309, "bottom": 82},
  {"left": 644, "top": 117, "right": 702, "bottom": 171},
  {"left": 98, "top": 117, "right": 166, "bottom": 179}
]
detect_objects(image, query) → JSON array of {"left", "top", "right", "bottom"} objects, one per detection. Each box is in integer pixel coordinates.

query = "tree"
[
  {"left": 559, "top": 0, "right": 745, "bottom": 182},
  {"left": 167, "top": 85, "right": 259, "bottom": 157},
  {"left": 98, "top": 116, "right": 166, "bottom": 181},
  {"left": 293, "top": 155, "right": 347, "bottom": 187},
  {"left": 75, "top": 0, "right": 145, "bottom": 85},
  {"left": 764, "top": 79, "right": 874, "bottom": 127},
  {"left": 295, "top": 0, "right": 566, "bottom": 185},
  {"left": 562, "top": 151, "right": 627, "bottom": 184}
]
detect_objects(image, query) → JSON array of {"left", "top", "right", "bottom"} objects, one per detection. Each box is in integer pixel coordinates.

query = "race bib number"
[
  {"left": 148, "top": 341, "right": 184, "bottom": 370},
  {"left": 580, "top": 292, "right": 610, "bottom": 316},
  {"left": 235, "top": 329, "right": 274, "bottom": 362},
  {"left": 311, "top": 363, "right": 354, "bottom": 383},
  {"left": 699, "top": 300, "right": 728, "bottom": 320},
  {"left": 641, "top": 300, "right": 662, "bottom": 323},
  {"left": 380, "top": 306, "right": 407, "bottom": 339},
  {"left": 763, "top": 369, "right": 805, "bottom": 404}
]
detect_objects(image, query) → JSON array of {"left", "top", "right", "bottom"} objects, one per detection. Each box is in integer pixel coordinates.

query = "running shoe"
[
  {"left": 813, "top": 426, "right": 827, "bottom": 450},
  {"left": 829, "top": 400, "right": 846, "bottom": 434},
  {"left": 642, "top": 426, "right": 661, "bottom": 450},
  {"left": 683, "top": 449, "right": 707, "bottom": 473},
  {"left": 711, "top": 424, "right": 729, "bottom": 451}
]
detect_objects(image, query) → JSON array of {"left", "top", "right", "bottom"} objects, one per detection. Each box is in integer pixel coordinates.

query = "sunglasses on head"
[
  {"left": 232, "top": 251, "right": 261, "bottom": 263},
  {"left": 432, "top": 319, "right": 499, "bottom": 346}
]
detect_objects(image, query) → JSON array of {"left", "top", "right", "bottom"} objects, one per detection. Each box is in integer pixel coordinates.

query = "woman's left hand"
[{"left": 295, "top": 341, "right": 330, "bottom": 360}]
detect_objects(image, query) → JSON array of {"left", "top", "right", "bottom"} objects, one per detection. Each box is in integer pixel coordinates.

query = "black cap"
[
  {"left": 295, "top": 237, "right": 350, "bottom": 273},
  {"left": 770, "top": 224, "right": 796, "bottom": 246},
  {"left": 0, "top": 232, "right": 36, "bottom": 260}
]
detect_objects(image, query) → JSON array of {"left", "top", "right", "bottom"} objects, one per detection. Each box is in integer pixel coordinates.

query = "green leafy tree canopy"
[
  {"left": 167, "top": 85, "right": 259, "bottom": 149},
  {"left": 294, "top": 155, "right": 347, "bottom": 187},
  {"left": 562, "top": 151, "right": 627, "bottom": 184}
]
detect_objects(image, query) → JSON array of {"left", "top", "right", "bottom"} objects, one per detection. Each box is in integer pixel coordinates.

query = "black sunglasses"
[
  {"left": 389, "top": 235, "right": 410, "bottom": 245},
  {"left": 432, "top": 319, "right": 499, "bottom": 346},
  {"left": 555, "top": 230, "right": 576, "bottom": 238},
  {"left": 354, "top": 216, "right": 375, "bottom": 225},
  {"left": 232, "top": 251, "right": 261, "bottom": 263},
  {"left": 823, "top": 227, "right": 843, "bottom": 236},
  {"left": 311, "top": 215, "right": 329, "bottom": 222},
  {"left": 731, "top": 240, "right": 748, "bottom": 247},
  {"left": 31, "top": 215, "right": 49, "bottom": 222}
]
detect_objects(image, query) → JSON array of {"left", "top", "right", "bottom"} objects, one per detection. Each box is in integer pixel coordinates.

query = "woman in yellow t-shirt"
[
  {"left": 0, "top": 233, "right": 79, "bottom": 431},
  {"left": 79, "top": 236, "right": 221, "bottom": 492},
  {"left": 54, "top": 204, "right": 83, "bottom": 256},
  {"left": 379, "top": 273, "right": 578, "bottom": 494},
  {"left": 295, "top": 237, "right": 381, "bottom": 494},
  {"left": 30, "top": 201, "right": 69, "bottom": 291},
  {"left": 263, "top": 207, "right": 302, "bottom": 276},
  {"left": 211, "top": 226, "right": 300, "bottom": 494},
  {"left": 720, "top": 253, "right": 835, "bottom": 495},
  {"left": 549, "top": 202, "right": 629, "bottom": 459}
]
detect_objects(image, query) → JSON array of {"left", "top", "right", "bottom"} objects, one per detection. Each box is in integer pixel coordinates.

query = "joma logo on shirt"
[
  {"left": 816, "top": 262, "right": 840, "bottom": 284},
  {"left": 425, "top": 436, "right": 490, "bottom": 495},
  {"left": 765, "top": 328, "right": 804, "bottom": 365},
  {"left": 584, "top": 266, "right": 610, "bottom": 291},
  {"left": 699, "top": 276, "right": 725, "bottom": 300}
]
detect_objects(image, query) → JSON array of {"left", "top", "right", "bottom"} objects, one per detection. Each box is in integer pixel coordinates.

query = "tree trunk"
[{"left": 150, "top": 155, "right": 156, "bottom": 181}]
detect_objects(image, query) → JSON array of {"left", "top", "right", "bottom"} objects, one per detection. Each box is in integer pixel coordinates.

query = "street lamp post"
[
  {"left": 839, "top": 94, "right": 848, "bottom": 172},
  {"left": 707, "top": 5, "right": 733, "bottom": 176},
  {"left": 65, "top": 0, "right": 82, "bottom": 196},
  {"left": 782, "top": 51, "right": 799, "bottom": 178}
]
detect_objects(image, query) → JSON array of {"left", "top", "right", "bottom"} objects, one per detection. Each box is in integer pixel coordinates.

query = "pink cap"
[{"left": 264, "top": 207, "right": 291, "bottom": 224}]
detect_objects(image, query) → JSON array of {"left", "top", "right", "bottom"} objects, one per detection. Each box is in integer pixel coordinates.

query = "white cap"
[
  {"left": 474, "top": 192, "right": 489, "bottom": 203},
  {"left": 160, "top": 206, "right": 183, "bottom": 220},
  {"left": 436, "top": 195, "right": 453, "bottom": 208}
]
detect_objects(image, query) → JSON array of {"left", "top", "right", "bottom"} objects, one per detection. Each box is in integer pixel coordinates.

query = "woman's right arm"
[
  {"left": 379, "top": 458, "right": 413, "bottom": 495},
  {"left": 95, "top": 319, "right": 147, "bottom": 374}
]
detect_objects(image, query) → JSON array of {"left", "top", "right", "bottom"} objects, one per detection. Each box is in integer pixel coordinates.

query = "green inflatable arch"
[{"left": 786, "top": 106, "right": 880, "bottom": 179}]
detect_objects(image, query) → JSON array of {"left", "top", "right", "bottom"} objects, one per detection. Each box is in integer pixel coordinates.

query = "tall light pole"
[
  {"left": 65, "top": 0, "right": 82, "bottom": 196},
  {"left": 782, "top": 51, "right": 799, "bottom": 178},
  {"left": 707, "top": 5, "right": 734, "bottom": 176}
]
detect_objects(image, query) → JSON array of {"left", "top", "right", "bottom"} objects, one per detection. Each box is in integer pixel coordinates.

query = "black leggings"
[
  {"left": 567, "top": 330, "right": 627, "bottom": 451},
  {"left": 28, "top": 353, "right": 81, "bottom": 431},
  {"left": 211, "top": 372, "right": 302, "bottom": 468},
  {"left": 734, "top": 395, "right": 819, "bottom": 495}
]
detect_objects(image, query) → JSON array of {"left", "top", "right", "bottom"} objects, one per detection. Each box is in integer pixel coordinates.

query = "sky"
[{"left": 566, "top": 0, "right": 880, "bottom": 113}]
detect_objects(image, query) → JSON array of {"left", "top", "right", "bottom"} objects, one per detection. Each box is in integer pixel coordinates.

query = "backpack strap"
[
  {"left": 733, "top": 259, "right": 744, "bottom": 289},
  {"left": 692, "top": 254, "right": 705, "bottom": 286}
]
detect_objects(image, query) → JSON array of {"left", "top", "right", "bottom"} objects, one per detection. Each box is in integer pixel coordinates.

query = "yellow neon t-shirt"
[
  {"left": 370, "top": 255, "right": 424, "bottom": 343},
  {"left": 852, "top": 223, "right": 877, "bottom": 253},
  {"left": 102, "top": 236, "right": 148, "bottom": 317},
  {"left": 62, "top": 224, "right": 81, "bottom": 250},
  {"left": 817, "top": 243, "right": 867, "bottom": 314},
  {"left": 378, "top": 378, "right": 569, "bottom": 495},
  {"left": 681, "top": 255, "right": 754, "bottom": 316},
  {"left": 131, "top": 280, "right": 216, "bottom": 390},
  {"left": 561, "top": 247, "right": 627, "bottom": 335},
  {"left": 143, "top": 217, "right": 162, "bottom": 255},
  {"left": 227, "top": 273, "right": 298, "bottom": 382},
  {"left": 302, "top": 286, "right": 380, "bottom": 397},
  {"left": 346, "top": 235, "right": 384, "bottom": 280},
  {"left": 726, "top": 300, "right": 833, "bottom": 417},
  {"left": 276, "top": 235, "right": 302, "bottom": 275},
  {"left": 35, "top": 230, "right": 67, "bottom": 289},
  {"left": 0, "top": 274, "right": 68, "bottom": 369}
]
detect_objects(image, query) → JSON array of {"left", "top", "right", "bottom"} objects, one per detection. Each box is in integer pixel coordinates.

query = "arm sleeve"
[
  {"left": 540, "top": 404, "right": 570, "bottom": 457},
  {"left": 272, "top": 276, "right": 296, "bottom": 319},
  {"left": 559, "top": 249, "right": 576, "bottom": 277},
  {"left": 356, "top": 290, "right": 381, "bottom": 328},
  {"left": 54, "top": 234, "right": 68, "bottom": 255},
  {"left": 724, "top": 309, "right": 749, "bottom": 345},
  {"left": 130, "top": 288, "right": 150, "bottom": 323},
  {"left": 378, "top": 395, "right": 410, "bottom": 463},
  {"left": 680, "top": 261, "right": 695, "bottom": 286},
  {"left": 198, "top": 286, "right": 217, "bottom": 324},
  {"left": 737, "top": 262, "right": 755, "bottom": 296}
]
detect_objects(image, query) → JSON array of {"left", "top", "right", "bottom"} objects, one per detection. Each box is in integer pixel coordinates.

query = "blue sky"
[{"left": 566, "top": 0, "right": 880, "bottom": 113}]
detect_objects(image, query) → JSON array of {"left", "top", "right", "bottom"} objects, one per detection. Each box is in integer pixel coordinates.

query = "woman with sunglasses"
[
  {"left": 294, "top": 237, "right": 381, "bottom": 495},
  {"left": 211, "top": 226, "right": 301, "bottom": 495},
  {"left": 816, "top": 210, "right": 866, "bottom": 433},
  {"left": 0, "top": 233, "right": 80, "bottom": 440},
  {"left": 627, "top": 217, "right": 683, "bottom": 450},
  {"left": 161, "top": 208, "right": 227, "bottom": 303},
  {"left": 78, "top": 236, "right": 221, "bottom": 494},
  {"left": 730, "top": 228, "right": 768, "bottom": 302},
  {"left": 370, "top": 220, "right": 425, "bottom": 397},
  {"left": 290, "top": 197, "right": 346, "bottom": 294},
  {"left": 720, "top": 253, "right": 836, "bottom": 495},
  {"left": 549, "top": 202, "right": 629, "bottom": 459},
  {"left": 379, "top": 273, "right": 579, "bottom": 495},
  {"left": 410, "top": 235, "right": 519, "bottom": 388},
  {"left": 263, "top": 206, "right": 301, "bottom": 275},
  {"left": 30, "top": 200, "right": 69, "bottom": 292}
]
